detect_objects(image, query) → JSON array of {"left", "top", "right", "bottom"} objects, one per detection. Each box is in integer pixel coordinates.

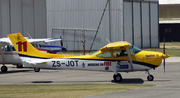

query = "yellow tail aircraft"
[{"left": 7, "top": 33, "right": 170, "bottom": 82}]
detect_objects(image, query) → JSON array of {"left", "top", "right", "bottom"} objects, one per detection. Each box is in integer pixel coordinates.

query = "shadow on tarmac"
[
  {"left": 111, "top": 78, "right": 144, "bottom": 84},
  {"left": 35, "top": 79, "right": 144, "bottom": 84},
  {"left": 0, "top": 70, "right": 32, "bottom": 74},
  {"left": 32, "top": 81, "right": 53, "bottom": 83}
]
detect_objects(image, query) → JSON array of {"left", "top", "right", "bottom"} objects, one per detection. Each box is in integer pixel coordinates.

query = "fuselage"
[{"left": 22, "top": 46, "right": 169, "bottom": 72}]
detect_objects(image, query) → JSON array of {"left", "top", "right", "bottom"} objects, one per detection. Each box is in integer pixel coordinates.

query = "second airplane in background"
[{"left": 0, "top": 35, "right": 65, "bottom": 72}]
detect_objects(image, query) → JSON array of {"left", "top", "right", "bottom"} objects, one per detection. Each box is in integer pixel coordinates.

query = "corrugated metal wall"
[
  {"left": 0, "top": 0, "right": 159, "bottom": 50},
  {"left": 48, "top": 0, "right": 159, "bottom": 50},
  {"left": 0, "top": 0, "right": 46, "bottom": 38},
  {"left": 0, "top": 0, "right": 10, "bottom": 37},
  {"left": 123, "top": 1, "right": 159, "bottom": 48},
  {"left": 47, "top": 0, "right": 124, "bottom": 50}
]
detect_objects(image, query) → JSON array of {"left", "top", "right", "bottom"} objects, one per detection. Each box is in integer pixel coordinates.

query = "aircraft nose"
[{"left": 162, "top": 54, "right": 170, "bottom": 59}]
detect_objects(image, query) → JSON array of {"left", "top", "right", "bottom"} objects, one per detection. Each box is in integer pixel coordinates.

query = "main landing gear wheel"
[
  {"left": 34, "top": 68, "right": 40, "bottom": 72},
  {"left": 147, "top": 75, "right": 154, "bottom": 81},
  {"left": 113, "top": 73, "right": 122, "bottom": 82},
  {"left": 1, "top": 66, "right": 8, "bottom": 72},
  {"left": 17, "top": 64, "right": 23, "bottom": 68}
]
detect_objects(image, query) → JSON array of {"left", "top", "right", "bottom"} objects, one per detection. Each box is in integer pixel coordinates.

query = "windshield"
[
  {"left": 31, "top": 43, "right": 38, "bottom": 48},
  {"left": 130, "top": 45, "right": 142, "bottom": 54},
  {"left": 89, "top": 51, "right": 99, "bottom": 55}
]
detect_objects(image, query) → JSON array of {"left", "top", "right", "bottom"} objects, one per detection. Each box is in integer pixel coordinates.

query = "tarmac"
[
  {"left": 0, "top": 57, "right": 180, "bottom": 98},
  {"left": 86, "top": 57, "right": 180, "bottom": 98}
]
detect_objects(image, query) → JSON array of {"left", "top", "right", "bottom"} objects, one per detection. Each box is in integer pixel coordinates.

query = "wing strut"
[{"left": 125, "top": 46, "right": 134, "bottom": 70}]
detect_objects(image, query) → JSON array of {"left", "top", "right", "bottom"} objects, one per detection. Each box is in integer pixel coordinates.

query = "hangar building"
[
  {"left": 0, "top": 0, "right": 159, "bottom": 50},
  {"left": 159, "top": 0, "right": 180, "bottom": 42}
]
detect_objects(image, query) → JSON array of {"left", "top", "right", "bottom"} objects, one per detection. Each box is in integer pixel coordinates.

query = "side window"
[
  {"left": 5, "top": 45, "right": 16, "bottom": 51},
  {"left": 31, "top": 43, "right": 38, "bottom": 48},
  {"left": 130, "top": 48, "right": 135, "bottom": 55},
  {"left": 5, "top": 45, "right": 10, "bottom": 51},
  {"left": 96, "top": 51, "right": 111, "bottom": 58},
  {"left": 11, "top": 45, "right": 16, "bottom": 51},
  {"left": 113, "top": 50, "right": 127, "bottom": 57}
]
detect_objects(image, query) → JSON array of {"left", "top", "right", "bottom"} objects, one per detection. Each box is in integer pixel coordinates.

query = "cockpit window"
[
  {"left": 113, "top": 50, "right": 127, "bottom": 57},
  {"left": 96, "top": 51, "right": 111, "bottom": 58},
  {"left": 113, "top": 46, "right": 141, "bottom": 57},
  {"left": 130, "top": 45, "right": 142, "bottom": 54}
]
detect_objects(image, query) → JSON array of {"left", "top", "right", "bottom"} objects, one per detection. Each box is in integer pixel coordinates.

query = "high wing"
[
  {"left": 27, "top": 38, "right": 61, "bottom": 43},
  {"left": 100, "top": 41, "right": 131, "bottom": 52},
  {"left": 0, "top": 38, "right": 12, "bottom": 45},
  {"left": 0, "top": 37, "right": 61, "bottom": 45}
]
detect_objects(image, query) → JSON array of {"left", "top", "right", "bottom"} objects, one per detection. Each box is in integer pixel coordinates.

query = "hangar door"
[{"left": 123, "top": 0, "right": 159, "bottom": 48}]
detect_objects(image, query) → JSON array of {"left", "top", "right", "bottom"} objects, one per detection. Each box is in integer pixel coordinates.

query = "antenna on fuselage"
[
  {"left": 106, "top": 38, "right": 111, "bottom": 43},
  {"left": 27, "top": 32, "right": 33, "bottom": 39}
]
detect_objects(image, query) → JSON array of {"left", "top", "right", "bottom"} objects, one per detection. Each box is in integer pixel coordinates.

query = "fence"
[{"left": 51, "top": 28, "right": 98, "bottom": 51}]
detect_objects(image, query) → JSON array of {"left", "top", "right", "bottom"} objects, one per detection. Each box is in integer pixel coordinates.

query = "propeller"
[{"left": 163, "top": 37, "right": 165, "bottom": 74}]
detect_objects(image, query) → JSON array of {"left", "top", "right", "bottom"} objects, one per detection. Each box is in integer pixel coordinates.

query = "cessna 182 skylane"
[
  {"left": 8, "top": 33, "right": 170, "bottom": 82},
  {"left": 0, "top": 36, "right": 63, "bottom": 72}
]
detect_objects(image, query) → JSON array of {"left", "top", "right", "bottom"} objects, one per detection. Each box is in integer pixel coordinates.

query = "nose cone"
[{"left": 162, "top": 54, "right": 170, "bottom": 59}]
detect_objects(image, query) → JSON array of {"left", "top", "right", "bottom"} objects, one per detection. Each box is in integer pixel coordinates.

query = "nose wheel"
[
  {"left": 147, "top": 71, "right": 154, "bottom": 81},
  {"left": 147, "top": 75, "right": 154, "bottom": 81}
]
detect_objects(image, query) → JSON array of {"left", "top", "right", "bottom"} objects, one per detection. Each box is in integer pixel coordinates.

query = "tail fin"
[{"left": 7, "top": 33, "right": 71, "bottom": 59}]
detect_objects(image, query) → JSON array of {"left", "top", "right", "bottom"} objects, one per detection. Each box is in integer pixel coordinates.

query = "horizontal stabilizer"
[{"left": 23, "top": 59, "right": 49, "bottom": 65}]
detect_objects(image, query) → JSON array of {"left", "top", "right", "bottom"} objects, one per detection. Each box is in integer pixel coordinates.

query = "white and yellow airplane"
[
  {"left": 7, "top": 33, "right": 170, "bottom": 82},
  {"left": 0, "top": 36, "right": 61, "bottom": 72}
]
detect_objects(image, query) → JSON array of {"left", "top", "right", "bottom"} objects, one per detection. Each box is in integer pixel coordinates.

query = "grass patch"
[
  {"left": 160, "top": 42, "right": 180, "bottom": 48},
  {"left": 0, "top": 84, "right": 153, "bottom": 98}
]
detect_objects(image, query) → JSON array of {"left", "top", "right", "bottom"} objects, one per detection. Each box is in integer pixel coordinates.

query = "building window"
[{"left": 165, "top": 28, "right": 172, "bottom": 33}]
